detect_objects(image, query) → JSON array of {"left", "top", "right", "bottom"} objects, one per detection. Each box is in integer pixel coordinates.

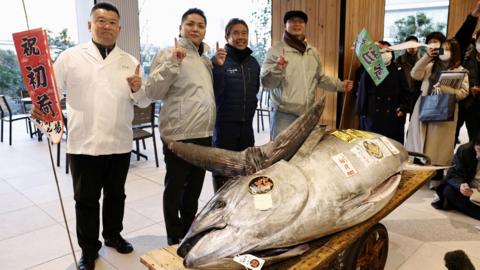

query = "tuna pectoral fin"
[
  {"left": 162, "top": 97, "right": 326, "bottom": 177},
  {"left": 338, "top": 174, "right": 401, "bottom": 225},
  {"left": 366, "top": 174, "right": 401, "bottom": 203}
]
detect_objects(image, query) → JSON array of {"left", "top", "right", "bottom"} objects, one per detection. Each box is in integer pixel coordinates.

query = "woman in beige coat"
[{"left": 405, "top": 38, "right": 469, "bottom": 169}]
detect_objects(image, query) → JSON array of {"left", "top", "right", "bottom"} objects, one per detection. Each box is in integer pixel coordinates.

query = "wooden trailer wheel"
[{"left": 344, "top": 223, "right": 389, "bottom": 270}]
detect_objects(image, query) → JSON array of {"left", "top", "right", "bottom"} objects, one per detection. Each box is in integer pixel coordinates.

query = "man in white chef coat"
[{"left": 51, "top": 2, "right": 150, "bottom": 270}]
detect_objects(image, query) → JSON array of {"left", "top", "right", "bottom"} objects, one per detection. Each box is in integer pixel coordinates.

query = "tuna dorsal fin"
[
  {"left": 249, "top": 96, "right": 326, "bottom": 170},
  {"left": 163, "top": 96, "right": 326, "bottom": 177}
]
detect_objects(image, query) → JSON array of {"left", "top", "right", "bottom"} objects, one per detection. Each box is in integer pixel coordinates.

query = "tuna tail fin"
[{"left": 163, "top": 96, "right": 326, "bottom": 177}]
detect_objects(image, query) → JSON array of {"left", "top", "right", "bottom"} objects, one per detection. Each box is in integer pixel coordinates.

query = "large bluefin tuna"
[{"left": 163, "top": 97, "right": 412, "bottom": 269}]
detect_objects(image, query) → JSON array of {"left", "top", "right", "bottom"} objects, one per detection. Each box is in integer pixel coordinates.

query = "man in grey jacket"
[
  {"left": 261, "top": 10, "right": 353, "bottom": 138},
  {"left": 145, "top": 8, "right": 219, "bottom": 245}
]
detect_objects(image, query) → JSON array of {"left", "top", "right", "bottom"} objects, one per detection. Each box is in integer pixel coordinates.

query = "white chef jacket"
[{"left": 53, "top": 41, "right": 151, "bottom": 156}]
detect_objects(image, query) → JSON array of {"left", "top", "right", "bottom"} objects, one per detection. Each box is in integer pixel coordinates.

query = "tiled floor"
[{"left": 0, "top": 119, "right": 479, "bottom": 269}]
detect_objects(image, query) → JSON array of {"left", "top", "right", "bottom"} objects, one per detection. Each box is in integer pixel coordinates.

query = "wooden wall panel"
[
  {"left": 271, "top": 0, "right": 341, "bottom": 128},
  {"left": 341, "top": 0, "right": 385, "bottom": 129},
  {"left": 447, "top": 0, "right": 478, "bottom": 38}
]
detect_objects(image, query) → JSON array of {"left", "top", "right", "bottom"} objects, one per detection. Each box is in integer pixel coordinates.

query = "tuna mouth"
[{"left": 177, "top": 224, "right": 226, "bottom": 258}]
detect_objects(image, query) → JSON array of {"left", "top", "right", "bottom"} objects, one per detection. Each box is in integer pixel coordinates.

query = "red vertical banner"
[{"left": 12, "top": 28, "right": 64, "bottom": 144}]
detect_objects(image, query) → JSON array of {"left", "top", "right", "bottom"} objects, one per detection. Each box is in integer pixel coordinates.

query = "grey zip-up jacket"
[
  {"left": 261, "top": 41, "right": 343, "bottom": 116},
  {"left": 146, "top": 38, "right": 215, "bottom": 140}
]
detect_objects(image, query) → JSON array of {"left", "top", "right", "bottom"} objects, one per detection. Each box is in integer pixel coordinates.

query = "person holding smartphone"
[
  {"left": 405, "top": 37, "right": 469, "bottom": 184},
  {"left": 432, "top": 131, "right": 480, "bottom": 220}
]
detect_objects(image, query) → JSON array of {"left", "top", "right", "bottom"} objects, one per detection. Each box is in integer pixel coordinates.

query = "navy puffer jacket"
[{"left": 212, "top": 45, "right": 260, "bottom": 123}]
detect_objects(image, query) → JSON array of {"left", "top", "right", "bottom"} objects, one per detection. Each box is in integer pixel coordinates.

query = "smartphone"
[{"left": 432, "top": 47, "right": 444, "bottom": 56}]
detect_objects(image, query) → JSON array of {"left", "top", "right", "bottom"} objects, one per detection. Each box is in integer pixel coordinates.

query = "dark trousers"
[
  {"left": 69, "top": 153, "right": 131, "bottom": 257},
  {"left": 162, "top": 137, "right": 210, "bottom": 244},
  {"left": 439, "top": 184, "right": 480, "bottom": 220},
  {"left": 212, "top": 121, "right": 254, "bottom": 192},
  {"left": 456, "top": 103, "right": 480, "bottom": 143}
]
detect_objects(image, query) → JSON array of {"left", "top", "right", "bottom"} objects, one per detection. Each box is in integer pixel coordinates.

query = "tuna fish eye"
[{"left": 212, "top": 200, "right": 226, "bottom": 209}]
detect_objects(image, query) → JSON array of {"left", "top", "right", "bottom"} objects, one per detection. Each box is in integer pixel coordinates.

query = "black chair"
[
  {"left": 132, "top": 103, "right": 159, "bottom": 167},
  {"left": 256, "top": 88, "right": 271, "bottom": 133},
  {"left": 0, "top": 95, "right": 33, "bottom": 145}
]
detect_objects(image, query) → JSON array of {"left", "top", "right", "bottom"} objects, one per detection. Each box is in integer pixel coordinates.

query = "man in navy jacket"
[{"left": 212, "top": 18, "right": 260, "bottom": 191}]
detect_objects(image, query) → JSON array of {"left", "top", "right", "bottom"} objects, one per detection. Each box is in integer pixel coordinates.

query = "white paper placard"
[
  {"left": 253, "top": 193, "right": 273, "bottom": 210},
  {"left": 332, "top": 153, "right": 358, "bottom": 177},
  {"left": 379, "top": 136, "right": 400, "bottom": 155},
  {"left": 350, "top": 144, "right": 376, "bottom": 167},
  {"left": 233, "top": 254, "right": 265, "bottom": 270}
]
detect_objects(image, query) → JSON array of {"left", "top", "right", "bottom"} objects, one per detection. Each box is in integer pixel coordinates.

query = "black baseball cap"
[{"left": 283, "top": 10, "right": 308, "bottom": 24}]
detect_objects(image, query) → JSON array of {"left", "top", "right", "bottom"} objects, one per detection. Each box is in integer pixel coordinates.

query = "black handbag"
[{"left": 419, "top": 92, "right": 455, "bottom": 122}]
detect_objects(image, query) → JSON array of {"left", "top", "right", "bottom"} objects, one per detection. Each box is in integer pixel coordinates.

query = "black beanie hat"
[{"left": 283, "top": 10, "right": 308, "bottom": 24}]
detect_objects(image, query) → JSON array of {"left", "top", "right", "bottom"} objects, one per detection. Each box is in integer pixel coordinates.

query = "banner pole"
[
  {"left": 340, "top": 41, "right": 357, "bottom": 129},
  {"left": 18, "top": 2, "right": 77, "bottom": 267},
  {"left": 47, "top": 139, "right": 79, "bottom": 269},
  {"left": 21, "top": 0, "right": 30, "bottom": 30}
]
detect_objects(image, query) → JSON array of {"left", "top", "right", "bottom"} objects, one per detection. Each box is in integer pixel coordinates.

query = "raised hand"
[
  {"left": 214, "top": 41, "right": 227, "bottom": 66},
  {"left": 472, "top": 1, "right": 480, "bottom": 17},
  {"left": 172, "top": 37, "right": 186, "bottom": 62},
  {"left": 275, "top": 48, "right": 288, "bottom": 70},
  {"left": 127, "top": 64, "right": 142, "bottom": 92}
]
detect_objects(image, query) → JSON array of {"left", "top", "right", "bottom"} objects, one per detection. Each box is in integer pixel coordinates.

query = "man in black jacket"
[
  {"left": 455, "top": 1, "right": 480, "bottom": 144},
  {"left": 432, "top": 131, "right": 480, "bottom": 220},
  {"left": 212, "top": 18, "right": 260, "bottom": 191},
  {"left": 460, "top": 32, "right": 480, "bottom": 142}
]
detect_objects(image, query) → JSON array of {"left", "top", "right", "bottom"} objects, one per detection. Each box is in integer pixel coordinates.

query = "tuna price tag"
[
  {"left": 350, "top": 144, "right": 375, "bottom": 167},
  {"left": 379, "top": 136, "right": 400, "bottom": 155},
  {"left": 331, "top": 153, "right": 358, "bottom": 177},
  {"left": 253, "top": 193, "right": 273, "bottom": 210},
  {"left": 233, "top": 254, "right": 265, "bottom": 270}
]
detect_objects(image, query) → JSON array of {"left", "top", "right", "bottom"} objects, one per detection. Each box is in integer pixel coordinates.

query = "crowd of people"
[
  {"left": 355, "top": 2, "right": 480, "bottom": 223},
  {"left": 42, "top": 2, "right": 480, "bottom": 269}
]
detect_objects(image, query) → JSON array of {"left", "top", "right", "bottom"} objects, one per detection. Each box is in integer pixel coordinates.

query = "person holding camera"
[{"left": 405, "top": 37, "right": 469, "bottom": 181}]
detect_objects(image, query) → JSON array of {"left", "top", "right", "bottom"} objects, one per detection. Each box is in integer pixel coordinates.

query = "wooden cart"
[{"left": 141, "top": 170, "right": 434, "bottom": 270}]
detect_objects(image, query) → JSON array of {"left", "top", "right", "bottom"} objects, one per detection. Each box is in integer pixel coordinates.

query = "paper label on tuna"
[
  {"left": 350, "top": 144, "right": 376, "bottom": 167},
  {"left": 331, "top": 130, "right": 357, "bottom": 143},
  {"left": 248, "top": 176, "right": 274, "bottom": 194},
  {"left": 253, "top": 193, "right": 273, "bottom": 210},
  {"left": 332, "top": 153, "right": 358, "bottom": 177},
  {"left": 362, "top": 139, "right": 391, "bottom": 160},
  {"left": 373, "top": 138, "right": 393, "bottom": 158},
  {"left": 379, "top": 136, "right": 400, "bottom": 155},
  {"left": 233, "top": 254, "right": 265, "bottom": 269},
  {"left": 345, "top": 129, "right": 374, "bottom": 139}
]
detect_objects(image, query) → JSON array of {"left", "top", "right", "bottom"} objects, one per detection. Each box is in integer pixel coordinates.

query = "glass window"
[
  {"left": 384, "top": 0, "right": 449, "bottom": 44},
  {"left": 139, "top": 0, "right": 271, "bottom": 75}
]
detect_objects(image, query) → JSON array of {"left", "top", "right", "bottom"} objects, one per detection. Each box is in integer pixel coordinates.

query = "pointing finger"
[
  {"left": 174, "top": 37, "right": 178, "bottom": 48},
  {"left": 216, "top": 41, "right": 219, "bottom": 51},
  {"left": 134, "top": 64, "right": 140, "bottom": 76}
]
